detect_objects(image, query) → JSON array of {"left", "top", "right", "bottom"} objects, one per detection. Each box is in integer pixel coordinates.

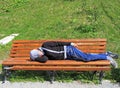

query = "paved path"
[{"left": 0, "top": 80, "right": 120, "bottom": 88}]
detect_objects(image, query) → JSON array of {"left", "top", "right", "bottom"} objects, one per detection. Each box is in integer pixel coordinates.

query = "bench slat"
[
  {"left": 11, "top": 45, "right": 106, "bottom": 50},
  {"left": 10, "top": 50, "right": 106, "bottom": 57},
  {"left": 2, "top": 60, "right": 110, "bottom": 66},
  {"left": 12, "top": 39, "right": 106, "bottom": 43},
  {"left": 11, "top": 66, "right": 110, "bottom": 71},
  {"left": 12, "top": 43, "right": 106, "bottom": 46}
]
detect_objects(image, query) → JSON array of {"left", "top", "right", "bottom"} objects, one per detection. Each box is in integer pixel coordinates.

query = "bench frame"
[{"left": 2, "top": 39, "right": 111, "bottom": 83}]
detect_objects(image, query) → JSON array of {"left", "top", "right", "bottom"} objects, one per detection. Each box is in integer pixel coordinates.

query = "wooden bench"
[{"left": 2, "top": 39, "right": 111, "bottom": 83}]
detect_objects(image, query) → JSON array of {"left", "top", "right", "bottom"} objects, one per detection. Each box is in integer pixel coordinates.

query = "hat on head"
[
  {"left": 30, "top": 49, "right": 48, "bottom": 63},
  {"left": 30, "top": 49, "right": 40, "bottom": 60}
]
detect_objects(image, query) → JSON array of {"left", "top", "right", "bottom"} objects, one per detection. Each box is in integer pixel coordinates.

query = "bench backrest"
[{"left": 10, "top": 39, "right": 106, "bottom": 59}]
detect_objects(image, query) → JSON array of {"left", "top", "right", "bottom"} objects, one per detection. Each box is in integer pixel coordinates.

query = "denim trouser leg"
[{"left": 66, "top": 46, "right": 107, "bottom": 61}]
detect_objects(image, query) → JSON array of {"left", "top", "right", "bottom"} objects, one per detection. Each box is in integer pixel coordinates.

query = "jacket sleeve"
[{"left": 42, "top": 41, "right": 71, "bottom": 47}]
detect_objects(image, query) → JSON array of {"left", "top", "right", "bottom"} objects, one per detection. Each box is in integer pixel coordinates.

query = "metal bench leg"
[
  {"left": 47, "top": 71, "right": 56, "bottom": 84},
  {"left": 99, "top": 71, "right": 104, "bottom": 84},
  {"left": 2, "top": 66, "right": 7, "bottom": 83},
  {"left": 2, "top": 66, "right": 11, "bottom": 83}
]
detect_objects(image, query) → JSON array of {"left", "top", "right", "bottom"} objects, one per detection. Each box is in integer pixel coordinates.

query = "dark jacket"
[{"left": 41, "top": 41, "right": 71, "bottom": 60}]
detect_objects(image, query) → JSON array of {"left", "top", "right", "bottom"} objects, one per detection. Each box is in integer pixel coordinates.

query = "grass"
[
  {"left": 9, "top": 71, "right": 100, "bottom": 84},
  {"left": 0, "top": 0, "right": 120, "bottom": 82}
]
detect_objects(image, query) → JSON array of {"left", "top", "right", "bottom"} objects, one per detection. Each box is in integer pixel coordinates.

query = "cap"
[
  {"left": 30, "top": 49, "right": 40, "bottom": 60},
  {"left": 30, "top": 49, "right": 48, "bottom": 63}
]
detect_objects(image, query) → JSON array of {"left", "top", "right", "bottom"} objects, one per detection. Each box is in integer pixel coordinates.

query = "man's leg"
[
  {"left": 66, "top": 46, "right": 118, "bottom": 68},
  {"left": 66, "top": 46, "right": 107, "bottom": 61}
]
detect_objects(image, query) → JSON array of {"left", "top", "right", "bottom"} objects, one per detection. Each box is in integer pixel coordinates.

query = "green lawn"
[{"left": 0, "top": 0, "right": 120, "bottom": 82}]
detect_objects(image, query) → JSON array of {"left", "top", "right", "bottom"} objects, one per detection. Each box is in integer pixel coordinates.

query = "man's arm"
[
  {"left": 42, "top": 41, "right": 79, "bottom": 48},
  {"left": 42, "top": 41, "right": 71, "bottom": 47}
]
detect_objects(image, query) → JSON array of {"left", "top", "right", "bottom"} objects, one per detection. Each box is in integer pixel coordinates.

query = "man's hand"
[{"left": 71, "top": 43, "right": 78, "bottom": 47}]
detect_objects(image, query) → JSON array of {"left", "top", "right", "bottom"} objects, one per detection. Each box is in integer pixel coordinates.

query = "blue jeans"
[{"left": 66, "top": 46, "right": 107, "bottom": 61}]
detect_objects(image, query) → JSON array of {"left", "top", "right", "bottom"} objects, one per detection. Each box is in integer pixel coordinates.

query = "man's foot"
[
  {"left": 107, "top": 51, "right": 119, "bottom": 59},
  {"left": 107, "top": 56, "right": 118, "bottom": 68}
]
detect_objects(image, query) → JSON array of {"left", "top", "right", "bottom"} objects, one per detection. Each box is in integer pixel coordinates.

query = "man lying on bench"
[{"left": 30, "top": 41, "right": 118, "bottom": 68}]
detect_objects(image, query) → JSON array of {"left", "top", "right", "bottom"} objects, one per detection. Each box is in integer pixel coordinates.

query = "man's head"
[{"left": 30, "top": 49, "right": 48, "bottom": 63}]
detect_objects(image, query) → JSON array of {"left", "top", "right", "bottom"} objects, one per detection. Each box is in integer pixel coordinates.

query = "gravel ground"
[{"left": 0, "top": 80, "right": 120, "bottom": 88}]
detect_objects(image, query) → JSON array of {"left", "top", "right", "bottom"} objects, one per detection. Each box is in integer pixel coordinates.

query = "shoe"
[
  {"left": 107, "top": 56, "right": 118, "bottom": 68},
  {"left": 107, "top": 51, "right": 119, "bottom": 59}
]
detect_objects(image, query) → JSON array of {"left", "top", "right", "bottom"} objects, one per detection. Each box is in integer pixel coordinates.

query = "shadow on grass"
[
  {"left": 6, "top": 71, "right": 100, "bottom": 83},
  {"left": 8, "top": 71, "right": 49, "bottom": 82},
  {"left": 111, "top": 68, "right": 120, "bottom": 83}
]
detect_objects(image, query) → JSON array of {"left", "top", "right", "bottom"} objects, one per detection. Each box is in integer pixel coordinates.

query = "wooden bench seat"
[
  {"left": 3, "top": 60, "right": 110, "bottom": 71},
  {"left": 2, "top": 39, "right": 111, "bottom": 83}
]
